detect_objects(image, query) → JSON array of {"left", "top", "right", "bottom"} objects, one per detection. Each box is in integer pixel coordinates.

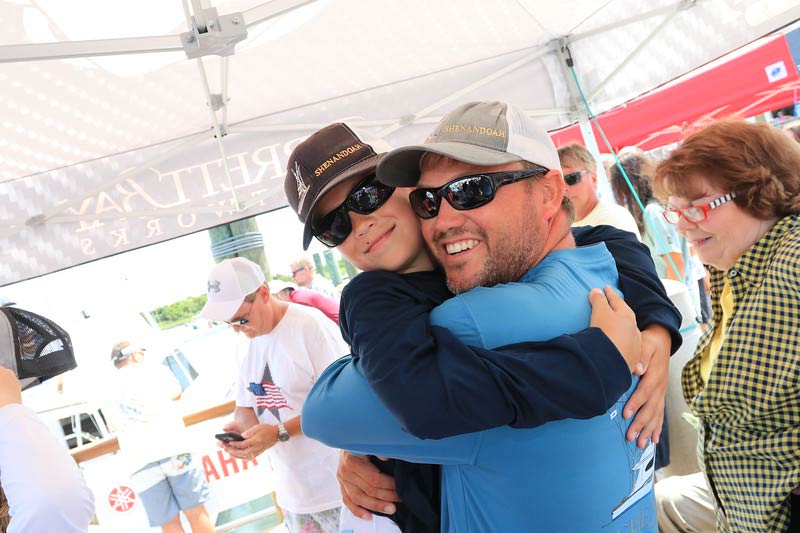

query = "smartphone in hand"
[{"left": 215, "top": 432, "right": 245, "bottom": 443}]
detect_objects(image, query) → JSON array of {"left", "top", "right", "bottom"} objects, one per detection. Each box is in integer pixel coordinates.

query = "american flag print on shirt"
[{"left": 248, "top": 381, "right": 289, "bottom": 410}]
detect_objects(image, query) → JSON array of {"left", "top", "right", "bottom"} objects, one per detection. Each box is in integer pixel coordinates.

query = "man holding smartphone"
[{"left": 201, "top": 257, "right": 346, "bottom": 533}]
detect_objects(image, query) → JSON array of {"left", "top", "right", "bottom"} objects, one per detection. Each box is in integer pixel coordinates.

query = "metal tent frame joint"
[
  {"left": 208, "top": 94, "right": 227, "bottom": 112},
  {"left": 181, "top": 8, "right": 247, "bottom": 59}
]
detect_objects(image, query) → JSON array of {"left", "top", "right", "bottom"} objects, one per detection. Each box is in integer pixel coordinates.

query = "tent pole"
[
  {"left": 0, "top": 36, "right": 182, "bottom": 64},
  {"left": 182, "top": 0, "right": 242, "bottom": 212},
  {"left": 555, "top": 40, "right": 585, "bottom": 125},
  {"left": 243, "top": 0, "right": 318, "bottom": 29},
  {"left": 192, "top": 0, "right": 209, "bottom": 32},
  {"left": 228, "top": 106, "right": 570, "bottom": 135},
  {"left": 194, "top": 56, "right": 242, "bottom": 211},
  {"left": 221, "top": 57, "right": 230, "bottom": 133},
  {"left": 0, "top": 0, "right": 314, "bottom": 63},
  {"left": 587, "top": 3, "right": 688, "bottom": 101},
  {"left": 566, "top": 0, "right": 615, "bottom": 36},
  {"left": 570, "top": 1, "right": 691, "bottom": 43},
  {"left": 375, "top": 47, "right": 553, "bottom": 139}
]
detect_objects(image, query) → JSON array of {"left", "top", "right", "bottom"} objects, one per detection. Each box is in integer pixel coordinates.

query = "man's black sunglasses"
[
  {"left": 563, "top": 170, "right": 585, "bottom": 186},
  {"left": 312, "top": 176, "right": 395, "bottom": 247},
  {"left": 409, "top": 166, "right": 549, "bottom": 219}
]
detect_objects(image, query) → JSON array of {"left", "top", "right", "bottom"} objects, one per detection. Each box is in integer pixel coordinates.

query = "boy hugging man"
[{"left": 284, "top": 104, "right": 680, "bottom": 532}]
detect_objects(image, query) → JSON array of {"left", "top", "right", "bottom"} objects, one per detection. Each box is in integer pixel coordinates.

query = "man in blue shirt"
[{"left": 302, "top": 101, "right": 667, "bottom": 531}]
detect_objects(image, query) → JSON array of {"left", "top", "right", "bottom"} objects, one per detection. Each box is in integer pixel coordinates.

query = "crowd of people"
[
  {"left": 2, "top": 99, "right": 799, "bottom": 533},
  {"left": 192, "top": 102, "right": 798, "bottom": 532}
]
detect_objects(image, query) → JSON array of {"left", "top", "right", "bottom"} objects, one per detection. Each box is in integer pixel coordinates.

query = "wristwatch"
[{"left": 277, "top": 422, "right": 290, "bottom": 442}]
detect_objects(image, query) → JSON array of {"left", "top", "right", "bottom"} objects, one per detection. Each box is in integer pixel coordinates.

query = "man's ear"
[{"left": 539, "top": 170, "right": 566, "bottom": 218}]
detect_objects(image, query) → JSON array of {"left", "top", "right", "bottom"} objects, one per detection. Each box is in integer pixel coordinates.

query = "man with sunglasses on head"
[
  {"left": 559, "top": 143, "right": 641, "bottom": 239},
  {"left": 290, "top": 257, "right": 341, "bottom": 301},
  {"left": 200, "top": 257, "right": 347, "bottom": 533},
  {"left": 287, "top": 102, "right": 681, "bottom": 532}
]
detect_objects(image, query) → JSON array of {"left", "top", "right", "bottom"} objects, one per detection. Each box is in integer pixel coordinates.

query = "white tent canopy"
[{"left": 2, "top": 0, "right": 799, "bottom": 286}]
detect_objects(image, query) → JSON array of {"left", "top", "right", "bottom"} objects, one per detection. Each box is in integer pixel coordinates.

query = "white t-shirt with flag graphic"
[{"left": 236, "top": 303, "right": 347, "bottom": 514}]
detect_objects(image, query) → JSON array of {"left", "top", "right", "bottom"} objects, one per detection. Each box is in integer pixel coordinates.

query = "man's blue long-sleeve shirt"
[{"left": 339, "top": 225, "right": 682, "bottom": 439}]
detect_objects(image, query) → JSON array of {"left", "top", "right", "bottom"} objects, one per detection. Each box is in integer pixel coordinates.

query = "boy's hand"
[
  {"left": 0, "top": 367, "right": 22, "bottom": 408},
  {"left": 589, "top": 286, "right": 641, "bottom": 372},
  {"left": 623, "top": 324, "right": 671, "bottom": 448},
  {"left": 337, "top": 452, "right": 400, "bottom": 520}
]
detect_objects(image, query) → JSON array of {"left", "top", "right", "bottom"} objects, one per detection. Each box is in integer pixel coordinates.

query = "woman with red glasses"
[{"left": 652, "top": 120, "right": 800, "bottom": 533}]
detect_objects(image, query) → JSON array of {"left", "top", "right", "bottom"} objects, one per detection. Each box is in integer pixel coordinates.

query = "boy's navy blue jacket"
[{"left": 339, "top": 225, "right": 682, "bottom": 532}]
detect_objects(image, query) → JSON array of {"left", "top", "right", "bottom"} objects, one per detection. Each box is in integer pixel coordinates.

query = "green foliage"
[
  {"left": 151, "top": 294, "right": 208, "bottom": 330},
  {"left": 339, "top": 257, "right": 360, "bottom": 281},
  {"left": 272, "top": 273, "right": 292, "bottom": 282}
]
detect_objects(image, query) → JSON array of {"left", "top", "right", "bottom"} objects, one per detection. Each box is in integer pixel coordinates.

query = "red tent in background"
[{"left": 551, "top": 28, "right": 800, "bottom": 152}]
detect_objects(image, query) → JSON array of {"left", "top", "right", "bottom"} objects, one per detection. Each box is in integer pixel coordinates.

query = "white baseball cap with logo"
[{"left": 200, "top": 257, "right": 266, "bottom": 322}]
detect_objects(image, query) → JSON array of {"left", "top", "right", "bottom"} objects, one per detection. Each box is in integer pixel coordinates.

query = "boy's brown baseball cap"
[{"left": 284, "top": 123, "right": 384, "bottom": 250}]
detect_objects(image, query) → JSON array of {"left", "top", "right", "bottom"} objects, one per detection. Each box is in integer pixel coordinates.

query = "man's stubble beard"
[{"left": 438, "top": 214, "right": 544, "bottom": 295}]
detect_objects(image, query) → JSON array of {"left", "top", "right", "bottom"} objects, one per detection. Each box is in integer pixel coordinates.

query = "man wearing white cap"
[{"left": 200, "top": 257, "right": 346, "bottom": 533}]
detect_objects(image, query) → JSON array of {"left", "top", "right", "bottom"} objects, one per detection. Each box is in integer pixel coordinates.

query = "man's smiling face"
[{"left": 417, "top": 157, "right": 547, "bottom": 293}]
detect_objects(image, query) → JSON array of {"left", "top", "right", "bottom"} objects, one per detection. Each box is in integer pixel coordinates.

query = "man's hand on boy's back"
[
  {"left": 589, "top": 285, "right": 641, "bottom": 372},
  {"left": 337, "top": 451, "right": 400, "bottom": 520},
  {"left": 0, "top": 367, "right": 22, "bottom": 408}
]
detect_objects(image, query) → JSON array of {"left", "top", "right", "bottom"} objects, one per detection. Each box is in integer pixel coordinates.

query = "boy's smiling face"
[{"left": 313, "top": 175, "right": 435, "bottom": 274}]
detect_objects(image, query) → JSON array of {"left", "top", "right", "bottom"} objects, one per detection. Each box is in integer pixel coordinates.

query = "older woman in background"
[{"left": 652, "top": 120, "right": 800, "bottom": 532}]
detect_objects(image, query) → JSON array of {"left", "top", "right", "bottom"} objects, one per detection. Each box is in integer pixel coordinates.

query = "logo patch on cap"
[
  {"left": 313, "top": 143, "right": 365, "bottom": 177},
  {"left": 208, "top": 280, "right": 221, "bottom": 294},
  {"left": 441, "top": 124, "right": 506, "bottom": 138},
  {"left": 293, "top": 161, "right": 310, "bottom": 212}
]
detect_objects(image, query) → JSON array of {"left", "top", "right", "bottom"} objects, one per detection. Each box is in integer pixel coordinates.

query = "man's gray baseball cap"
[{"left": 377, "top": 101, "right": 561, "bottom": 186}]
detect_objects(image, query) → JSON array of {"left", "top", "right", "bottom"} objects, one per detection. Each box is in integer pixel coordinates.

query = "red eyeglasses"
[{"left": 663, "top": 192, "right": 736, "bottom": 225}]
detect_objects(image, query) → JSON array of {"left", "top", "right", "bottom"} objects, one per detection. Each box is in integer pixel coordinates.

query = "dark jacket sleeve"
[
  {"left": 341, "top": 272, "right": 631, "bottom": 439},
  {"left": 572, "top": 225, "right": 683, "bottom": 354}
]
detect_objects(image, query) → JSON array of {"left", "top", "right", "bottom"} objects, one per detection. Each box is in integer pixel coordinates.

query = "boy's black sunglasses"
[
  {"left": 312, "top": 176, "right": 396, "bottom": 247},
  {"left": 408, "top": 166, "right": 549, "bottom": 219}
]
